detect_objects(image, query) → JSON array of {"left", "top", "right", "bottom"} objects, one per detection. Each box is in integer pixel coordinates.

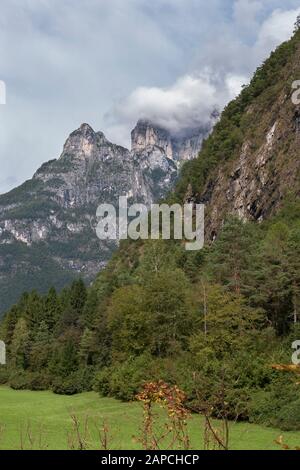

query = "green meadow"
[{"left": 0, "top": 386, "right": 299, "bottom": 450}]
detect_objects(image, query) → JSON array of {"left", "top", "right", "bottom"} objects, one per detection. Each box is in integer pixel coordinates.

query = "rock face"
[
  {"left": 183, "top": 37, "right": 300, "bottom": 241},
  {"left": 198, "top": 100, "right": 300, "bottom": 241},
  {"left": 131, "top": 119, "right": 211, "bottom": 162},
  {"left": 0, "top": 120, "right": 206, "bottom": 315},
  {"left": 131, "top": 120, "right": 173, "bottom": 159}
]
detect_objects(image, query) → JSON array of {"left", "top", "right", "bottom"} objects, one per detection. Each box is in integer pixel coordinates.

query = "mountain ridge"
[{"left": 0, "top": 119, "right": 207, "bottom": 316}]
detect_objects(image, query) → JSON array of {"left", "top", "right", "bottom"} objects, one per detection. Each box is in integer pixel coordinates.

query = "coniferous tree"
[
  {"left": 44, "top": 287, "right": 61, "bottom": 331},
  {"left": 81, "top": 289, "right": 98, "bottom": 329},
  {"left": 257, "top": 222, "right": 292, "bottom": 335},
  {"left": 69, "top": 279, "right": 87, "bottom": 316},
  {"left": 10, "top": 318, "right": 30, "bottom": 369},
  {"left": 23, "top": 290, "right": 43, "bottom": 332},
  {"left": 30, "top": 321, "right": 52, "bottom": 370},
  {"left": 207, "top": 217, "right": 257, "bottom": 295},
  {"left": 286, "top": 227, "right": 300, "bottom": 324},
  {"left": 0, "top": 305, "right": 19, "bottom": 349}
]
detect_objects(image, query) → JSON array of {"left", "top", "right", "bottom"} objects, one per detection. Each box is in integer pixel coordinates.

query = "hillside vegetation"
[{"left": 1, "top": 30, "right": 300, "bottom": 434}]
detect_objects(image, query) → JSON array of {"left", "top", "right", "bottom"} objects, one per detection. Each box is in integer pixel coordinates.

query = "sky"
[{"left": 0, "top": 0, "right": 300, "bottom": 194}]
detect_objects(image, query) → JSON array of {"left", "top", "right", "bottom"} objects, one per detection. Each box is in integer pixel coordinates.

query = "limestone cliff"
[
  {"left": 0, "top": 120, "right": 200, "bottom": 315},
  {"left": 131, "top": 119, "right": 212, "bottom": 162}
]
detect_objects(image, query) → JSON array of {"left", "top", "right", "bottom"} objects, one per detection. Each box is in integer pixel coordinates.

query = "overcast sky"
[{"left": 0, "top": 0, "right": 300, "bottom": 194}]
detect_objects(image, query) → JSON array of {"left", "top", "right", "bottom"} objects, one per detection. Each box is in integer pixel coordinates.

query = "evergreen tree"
[
  {"left": 10, "top": 318, "right": 30, "bottom": 369},
  {"left": 30, "top": 321, "right": 52, "bottom": 370},
  {"left": 208, "top": 217, "right": 257, "bottom": 295},
  {"left": 286, "top": 227, "right": 300, "bottom": 324},
  {"left": 69, "top": 279, "right": 87, "bottom": 315},
  {"left": 44, "top": 287, "right": 61, "bottom": 331},
  {"left": 255, "top": 222, "right": 292, "bottom": 335},
  {"left": 23, "top": 290, "right": 43, "bottom": 332},
  {"left": 81, "top": 289, "right": 98, "bottom": 329},
  {"left": 0, "top": 305, "right": 19, "bottom": 349},
  {"left": 54, "top": 337, "right": 79, "bottom": 378}
]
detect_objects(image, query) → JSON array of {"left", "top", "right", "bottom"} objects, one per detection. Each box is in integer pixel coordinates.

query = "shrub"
[
  {"left": 9, "top": 370, "right": 52, "bottom": 391},
  {"left": 52, "top": 368, "right": 94, "bottom": 395},
  {"left": 276, "top": 399, "right": 300, "bottom": 431},
  {"left": 0, "top": 366, "right": 9, "bottom": 385},
  {"left": 249, "top": 376, "right": 299, "bottom": 430},
  {"left": 94, "top": 354, "right": 161, "bottom": 401},
  {"left": 9, "top": 370, "right": 31, "bottom": 390},
  {"left": 52, "top": 374, "right": 82, "bottom": 395}
]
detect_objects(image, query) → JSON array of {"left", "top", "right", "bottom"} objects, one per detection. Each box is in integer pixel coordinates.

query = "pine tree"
[
  {"left": 30, "top": 321, "right": 52, "bottom": 369},
  {"left": 10, "top": 318, "right": 30, "bottom": 369},
  {"left": 0, "top": 305, "right": 19, "bottom": 348},
  {"left": 23, "top": 290, "right": 43, "bottom": 331},
  {"left": 44, "top": 287, "right": 61, "bottom": 331},
  {"left": 81, "top": 289, "right": 98, "bottom": 329},
  {"left": 256, "top": 222, "right": 292, "bottom": 335},
  {"left": 52, "top": 338, "right": 79, "bottom": 378},
  {"left": 208, "top": 217, "right": 257, "bottom": 295},
  {"left": 286, "top": 227, "right": 300, "bottom": 324},
  {"left": 69, "top": 279, "right": 87, "bottom": 315}
]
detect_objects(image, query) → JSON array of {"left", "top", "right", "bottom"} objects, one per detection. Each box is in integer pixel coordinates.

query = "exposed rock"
[
  {"left": 131, "top": 120, "right": 173, "bottom": 159},
  {"left": 198, "top": 92, "right": 300, "bottom": 240},
  {"left": 131, "top": 119, "right": 212, "bottom": 163},
  {"left": 0, "top": 119, "right": 206, "bottom": 315}
]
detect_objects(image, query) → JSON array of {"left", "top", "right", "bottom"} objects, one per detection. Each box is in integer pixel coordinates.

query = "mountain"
[
  {"left": 0, "top": 121, "right": 207, "bottom": 316},
  {"left": 175, "top": 36, "right": 300, "bottom": 239},
  {"left": 1, "top": 29, "right": 300, "bottom": 432},
  {"left": 131, "top": 118, "right": 213, "bottom": 162}
]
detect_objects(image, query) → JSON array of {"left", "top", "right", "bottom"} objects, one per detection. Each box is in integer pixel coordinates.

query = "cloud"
[
  {"left": 256, "top": 7, "right": 300, "bottom": 52},
  {"left": 1, "top": 1, "right": 300, "bottom": 193},
  {"left": 106, "top": 2, "right": 300, "bottom": 146},
  {"left": 233, "top": 0, "right": 263, "bottom": 35},
  {"left": 106, "top": 71, "right": 248, "bottom": 143}
]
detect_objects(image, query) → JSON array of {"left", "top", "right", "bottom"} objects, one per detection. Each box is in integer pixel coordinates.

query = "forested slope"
[{"left": 1, "top": 30, "right": 300, "bottom": 431}]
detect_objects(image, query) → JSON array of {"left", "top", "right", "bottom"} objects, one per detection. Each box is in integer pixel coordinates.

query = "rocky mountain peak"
[
  {"left": 79, "top": 122, "right": 94, "bottom": 133},
  {"left": 131, "top": 118, "right": 212, "bottom": 162},
  {"left": 131, "top": 119, "right": 173, "bottom": 159},
  {"left": 0, "top": 113, "right": 212, "bottom": 315},
  {"left": 62, "top": 123, "right": 97, "bottom": 158},
  {"left": 61, "top": 123, "right": 113, "bottom": 162}
]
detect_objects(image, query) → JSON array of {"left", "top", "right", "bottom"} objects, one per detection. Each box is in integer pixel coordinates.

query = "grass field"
[{"left": 0, "top": 385, "right": 299, "bottom": 450}]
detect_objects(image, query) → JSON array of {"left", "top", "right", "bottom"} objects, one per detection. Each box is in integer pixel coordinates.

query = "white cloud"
[
  {"left": 1, "top": 0, "right": 300, "bottom": 193},
  {"left": 106, "top": 71, "right": 248, "bottom": 145},
  {"left": 107, "top": 2, "right": 300, "bottom": 146},
  {"left": 233, "top": 0, "right": 263, "bottom": 35},
  {"left": 256, "top": 7, "right": 300, "bottom": 52}
]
